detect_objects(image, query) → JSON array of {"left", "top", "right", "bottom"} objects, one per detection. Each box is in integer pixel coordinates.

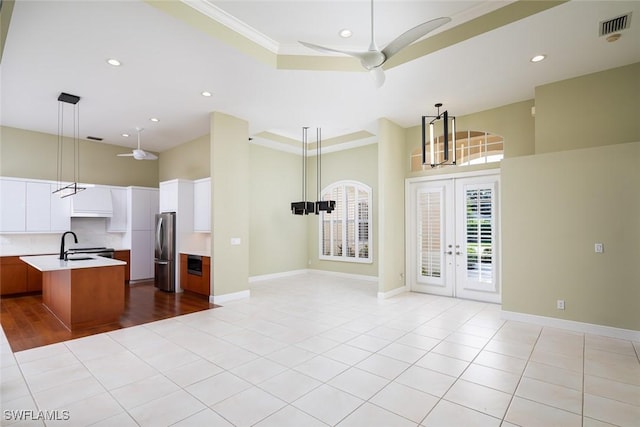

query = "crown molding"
[{"left": 182, "top": 0, "right": 280, "bottom": 53}]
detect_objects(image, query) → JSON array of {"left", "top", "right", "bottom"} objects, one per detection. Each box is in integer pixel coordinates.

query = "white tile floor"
[{"left": 1, "top": 273, "right": 639, "bottom": 426}]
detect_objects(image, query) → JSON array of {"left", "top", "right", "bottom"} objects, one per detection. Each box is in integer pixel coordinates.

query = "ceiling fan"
[
  {"left": 117, "top": 127, "right": 158, "bottom": 160},
  {"left": 299, "top": 0, "right": 450, "bottom": 87}
]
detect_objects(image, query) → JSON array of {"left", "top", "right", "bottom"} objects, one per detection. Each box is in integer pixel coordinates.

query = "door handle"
[
  {"left": 156, "top": 217, "right": 163, "bottom": 251},
  {"left": 156, "top": 260, "right": 169, "bottom": 265}
]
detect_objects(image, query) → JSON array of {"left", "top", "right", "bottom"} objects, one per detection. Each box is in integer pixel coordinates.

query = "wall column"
[
  {"left": 377, "top": 118, "right": 407, "bottom": 295},
  {"left": 210, "top": 112, "right": 250, "bottom": 301}
]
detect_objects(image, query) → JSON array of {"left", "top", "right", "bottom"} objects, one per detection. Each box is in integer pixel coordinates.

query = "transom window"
[
  {"left": 319, "top": 181, "right": 372, "bottom": 263},
  {"left": 411, "top": 130, "right": 504, "bottom": 171}
]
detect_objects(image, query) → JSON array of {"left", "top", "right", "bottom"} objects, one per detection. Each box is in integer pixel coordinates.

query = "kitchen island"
[{"left": 20, "top": 255, "right": 127, "bottom": 330}]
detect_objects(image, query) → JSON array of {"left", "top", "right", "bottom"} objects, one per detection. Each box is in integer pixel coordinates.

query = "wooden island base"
[{"left": 43, "top": 265, "right": 124, "bottom": 330}]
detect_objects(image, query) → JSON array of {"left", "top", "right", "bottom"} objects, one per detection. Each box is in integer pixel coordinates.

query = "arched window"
[
  {"left": 411, "top": 130, "right": 504, "bottom": 172},
  {"left": 319, "top": 181, "right": 372, "bottom": 263}
]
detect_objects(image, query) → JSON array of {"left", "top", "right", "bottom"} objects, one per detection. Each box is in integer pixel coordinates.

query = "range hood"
[{"left": 70, "top": 186, "right": 113, "bottom": 217}]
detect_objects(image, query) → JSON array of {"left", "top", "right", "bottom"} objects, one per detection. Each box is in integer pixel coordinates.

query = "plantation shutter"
[{"left": 418, "top": 188, "right": 443, "bottom": 281}]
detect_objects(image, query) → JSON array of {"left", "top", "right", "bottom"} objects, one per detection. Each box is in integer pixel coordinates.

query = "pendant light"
[
  {"left": 421, "top": 103, "right": 457, "bottom": 168},
  {"left": 291, "top": 127, "right": 315, "bottom": 215},
  {"left": 52, "top": 92, "right": 86, "bottom": 198},
  {"left": 314, "top": 127, "right": 335, "bottom": 214},
  {"left": 290, "top": 127, "right": 335, "bottom": 215}
]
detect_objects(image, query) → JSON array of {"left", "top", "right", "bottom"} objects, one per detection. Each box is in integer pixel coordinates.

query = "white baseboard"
[
  {"left": 210, "top": 289, "right": 251, "bottom": 305},
  {"left": 501, "top": 310, "right": 640, "bottom": 342},
  {"left": 249, "top": 269, "right": 309, "bottom": 283},
  {"left": 308, "top": 269, "right": 379, "bottom": 283},
  {"left": 377, "top": 285, "right": 408, "bottom": 300}
]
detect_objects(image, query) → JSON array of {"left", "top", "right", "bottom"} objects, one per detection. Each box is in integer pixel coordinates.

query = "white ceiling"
[{"left": 1, "top": 1, "right": 639, "bottom": 153}]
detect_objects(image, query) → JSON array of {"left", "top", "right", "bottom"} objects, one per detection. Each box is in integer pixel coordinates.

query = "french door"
[{"left": 406, "top": 173, "right": 500, "bottom": 303}]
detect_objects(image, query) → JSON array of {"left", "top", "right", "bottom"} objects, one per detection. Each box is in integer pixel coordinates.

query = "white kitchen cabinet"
[
  {"left": 26, "top": 182, "right": 72, "bottom": 232},
  {"left": 0, "top": 178, "right": 70, "bottom": 233},
  {"left": 129, "top": 229, "right": 154, "bottom": 280},
  {"left": 50, "top": 184, "right": 71, "bottom": 232},
  {"left": 0, "top": 178, "right": 26, "bottom": 232},
  {"left": 130, "top": 187, "right": 158, "bottom": 230},
  {"left": 159, "top": 180, "right": 178, "bottom": 213},
  {"left": 26, "top": 182, "right": 51, "bottom": 232},
  {"left": 125, "top": 187, "right": 158, "bottom": 281},
  {"left": 70, "top": 186, "right": 113, "bottom": 217},
  {"left": 193, "top": 177, "right": 211, "bottom": 232},
  {"left": 107, "top": 187, "right": 128, "bottom": 232}
]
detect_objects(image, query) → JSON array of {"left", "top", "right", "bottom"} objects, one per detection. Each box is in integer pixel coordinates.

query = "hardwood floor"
[{"left": 0, "top": 281, "right": 217, "bottom": 352}]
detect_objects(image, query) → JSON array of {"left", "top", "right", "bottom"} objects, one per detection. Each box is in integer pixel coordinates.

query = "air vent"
[
  {"left": 86, "top": 136, "right": 103, "bottom": 141},
  {"left": 599, "top": 13, "right": 631, "bottom": 36}
]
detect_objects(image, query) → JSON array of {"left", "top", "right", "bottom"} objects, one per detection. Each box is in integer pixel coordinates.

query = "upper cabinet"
[
  {"left": 0, "top": 178, "right": 70, "bottom": 233},
  {"left": 129, "top": 187, "right": 158, "bottom": 231},
  {"left": 159, "top": 178, "right": 209, "bottom": 233},
  {"left": 0, "top": 178, "right": 26, "bottom": 232},
  {"left": 107, "top": 187, "right": 128, "bottom": 232},
  {"left": 193, "top": 178, "right": 211, "bottom": 232},
  {"left": 70, "top": 186, "right": 113, "bottom": 217}
]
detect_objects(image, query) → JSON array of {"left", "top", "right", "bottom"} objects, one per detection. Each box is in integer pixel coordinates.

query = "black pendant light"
[
  {"left": 52, "top": 92, "right": 86, "bottom": 198},
  {"left": 421, "top": 103, "right": 457, "bottom": 168},
  {"left": 291, "top": 127, "right": 335, "bottom": 215}
]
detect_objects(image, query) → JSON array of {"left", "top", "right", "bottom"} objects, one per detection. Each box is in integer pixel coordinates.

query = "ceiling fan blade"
[
  {"left": 299, "top": 41, "right": 365, "bottom": 59},
  {"left": 370, "top": 67, "right": 386, "bottom": 88},
  {"left": 142, "top": 152, "right": 158, "bottom": 160},
  {"left": 300, "top": 41, "right": 385, "bottom": 70},
  {"left": 382, "top": 17, "right": 451, "bottom": 60},
  {"left": 117, "top": 153, "right": 134, "bottom": 157}
]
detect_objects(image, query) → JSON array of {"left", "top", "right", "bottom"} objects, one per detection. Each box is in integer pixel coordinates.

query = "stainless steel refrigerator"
[{"left": 154, "top": 212, "right": 176, "bottom": 292}]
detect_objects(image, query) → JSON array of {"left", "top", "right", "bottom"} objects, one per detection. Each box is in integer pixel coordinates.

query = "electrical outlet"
[
  {"left": 557, "top": 299, "right": 565, "bottom": 310},
  {"left": 594, "top": 243, "right": 604, "bottom": 253}
]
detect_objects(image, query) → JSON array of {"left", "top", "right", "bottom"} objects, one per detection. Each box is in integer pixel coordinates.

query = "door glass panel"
[
  {"left": 465, "top": 187, "right": 493, "bottom": 283},
  {"left": 418, "top": 189, "right": 442, "bottom": 281}
]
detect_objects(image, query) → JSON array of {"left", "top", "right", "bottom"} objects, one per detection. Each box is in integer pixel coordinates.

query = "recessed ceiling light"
[
  {"left": 339, "top": 29, "right": 352, "bottom": 38},
  {"left": 530, "top": 54, "right": 546, "bottom": 63},
  {"left": 149, "top": 118, "right": 159, "bottom": 123},
  {"left": 106, "top": 58, "right": 121, "bottom": 67},
  {"left": 201, "top": 91, "right": 212, "bottom": 97},
  {"left": 122, "top": 133, "right": 130, "bottom": 137}
]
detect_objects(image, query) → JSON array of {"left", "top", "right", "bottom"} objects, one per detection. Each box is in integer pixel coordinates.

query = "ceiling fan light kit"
[{"left": 299, "top": 0, "right": 450, "bottom": 87}]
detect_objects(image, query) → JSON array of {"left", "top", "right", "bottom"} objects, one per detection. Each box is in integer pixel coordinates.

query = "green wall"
[
  {"left": 378, "top": 119, "right": 408, "bottom": 293},
  {"left": 249, "top": 144, "right": 308, "bottom": 276},
  {"left": 158, "top": 134, "right": 210, "bottom": 182},
  {"left": 501, "top": 141, "right": 640, "bottom": 330},
  {"left": 0, "top": 126, "right": 159, "bottom": 187},
  {"left": 306, "top": 143, "right": 378, "bottom": 277},
  {"left": 535, "top": 62, "right": 640, "bottom": 154},
  {"left": 210, "top": 112, "right": 250, "bottom": 298}
]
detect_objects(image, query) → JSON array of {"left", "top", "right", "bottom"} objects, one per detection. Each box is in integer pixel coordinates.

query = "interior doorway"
[{"left": 406, "top": 171, "right": 501, "bottom": 303}]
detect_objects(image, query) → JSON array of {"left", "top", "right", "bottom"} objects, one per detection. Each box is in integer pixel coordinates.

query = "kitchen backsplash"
[
  {"left": 0, "top": 218, "right": 126, "bottom": 256},
  {"left": 70, "top": 218, "right": 126, "bottom": 249}
]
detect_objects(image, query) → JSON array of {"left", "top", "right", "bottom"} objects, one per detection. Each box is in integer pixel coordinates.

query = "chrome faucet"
[{"left": 59, "top": 231, "right": 78, "bottom": 260}]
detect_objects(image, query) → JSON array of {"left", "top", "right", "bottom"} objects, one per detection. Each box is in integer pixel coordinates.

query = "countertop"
[
  {"left": 179, "top": 250, "right": 210, "bottom": 257},
  {"left": 20, "top": 255, "right": 127, "bottom": 272}
]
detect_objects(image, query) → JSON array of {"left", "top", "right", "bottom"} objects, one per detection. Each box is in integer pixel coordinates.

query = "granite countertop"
[{"left": 20, "top": 255, "right": 127, "bottom": 272}]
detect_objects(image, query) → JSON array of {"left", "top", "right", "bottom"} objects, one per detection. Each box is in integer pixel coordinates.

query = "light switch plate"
[
  {"left": 594, "top": 243, "right": 604, "bottom": 253},
  {"left": 230, "top": 237, "right": 241, "bottom": 246}
]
